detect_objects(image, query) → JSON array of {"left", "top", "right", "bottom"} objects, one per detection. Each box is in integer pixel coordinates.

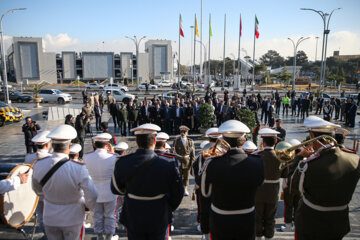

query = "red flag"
[
  {"left": 255, "top": 15, "right": 259, "bottom": 39},
  {"left": 180, "top": 14, "right": 184, "bottom": 37}
]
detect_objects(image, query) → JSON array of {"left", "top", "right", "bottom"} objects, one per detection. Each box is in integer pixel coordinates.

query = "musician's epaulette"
[
  {"left": 340, "top": 148, "right": 357, "bottom": 154},
  {"left": 70, "top": 159, "right": 85, "bottom": 165},
  {"left": 157, "top": 152, "right": 176, "bottom": 159},
  {"left": 306, "top": 153, "right": 320, "bottom": 162}
]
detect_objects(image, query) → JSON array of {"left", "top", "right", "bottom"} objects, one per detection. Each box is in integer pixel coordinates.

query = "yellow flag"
[{"left": 195, "top": 15, "right": 200, "bottom": 37}]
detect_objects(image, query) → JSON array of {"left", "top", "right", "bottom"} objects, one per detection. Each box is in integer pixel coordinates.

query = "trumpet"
[
  {"left": 275, "top": 135, "right": 338, "bottom": 170},
  {"left": 202, "top": 138, "right": 231, "bottom": 160}
]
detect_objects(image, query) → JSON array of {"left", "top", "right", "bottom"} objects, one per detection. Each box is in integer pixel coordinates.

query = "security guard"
[
  {"left": 32, "top": 125, "right": 98, "bottom": 240},
  {"left": 255, "top": 128, "right": 287, "bottom": 240},
  {"left": 293, "top": 116, "right": 360, "bottom": 240},
  {"left": 200, "top": 120, "right": 265, "bottom": 240},
  {"left": 114, "top": 142, "right": 129, "bottom": 156},
  {"left": 111, "top": 124, "right": 184, "bottom": 240},
  {"left": 173, "top": 125, "right": 195, "bottom": 196},
  {"left": 243, "top": 140, "right": 258, "bottom": 154},
  {"left": 69, "top": 143, "right": 82, "bottom": 162},
  {"left": 83, "top": 133, "right": 118, "bottom": 240},
  {"left": 24, "top": 131, "right": 52, "bottom": 164}
]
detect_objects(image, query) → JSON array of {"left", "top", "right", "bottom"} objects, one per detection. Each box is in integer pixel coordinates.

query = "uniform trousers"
[
  {"left": 36, "top": 199, "right": 45, "bottom": 234},
  {"left": 255, "top": 201, "right": 278, "bottom": 238},
  {"left": 93, "top": 200, "right": 117, "bottom": 234},
  {"left": 127, "top": 230, "right": 168, "bottom": 240},
  {"left": 179, "top": 167, "right": 191, "bottom": 186},
  {"left": 45, "top": 223, "right": 82, "bottom": 240},
  {"left": 283, "top": 187, "right": 301, "bottom": 224}
]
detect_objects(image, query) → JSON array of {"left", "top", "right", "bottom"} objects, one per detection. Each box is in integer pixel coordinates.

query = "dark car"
[{"left": 0, "top": 90, "right": 32, "bottom": 103}]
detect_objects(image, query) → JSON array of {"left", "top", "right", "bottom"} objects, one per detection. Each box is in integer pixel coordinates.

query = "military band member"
[
  {"left": 255, "top": 128, "right": 287, "bottom": 240},
  {"left": 32, "top": 125, "right": 98, "bottom": 240},
  {"left": 24, "top": 131, "right": 52, "bottom": 164},
  {"left": 173, "top": 125, "right": 195, "bottom": 196},
  {"left": 114, "top": 142, "right": 129, "bottom": 155},
  {"left": 334, "top": 128, "right": 356, "bottom": 153},
  {"left": 243, "top": 140, "right": 258, "bottom": 154},
  {"left": 200, "top": 120, "right": 265, "bottom": 240},
  {"left": 293, "top": 116, "right": 360, "bottom": 240},
  {"left": 0, "top": 172, "right": 28, "bottom": 194},
  {"left": 83, "top": 133, "right": 118, "bottom": 240},
  {"left": 69, "top": 143, "right": 82, "bottom": 162},
  {"left": 111, "top": 124, "right": 184, "bottom": 240}
]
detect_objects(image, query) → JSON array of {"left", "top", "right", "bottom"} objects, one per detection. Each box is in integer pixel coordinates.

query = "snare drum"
[{"left": 0, "top": 164, "right": 39, "bottom": 228}]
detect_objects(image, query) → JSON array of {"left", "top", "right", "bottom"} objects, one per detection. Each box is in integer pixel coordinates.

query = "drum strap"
[{"left": 40, "top": 158, "right": 69, "bottom": 187}]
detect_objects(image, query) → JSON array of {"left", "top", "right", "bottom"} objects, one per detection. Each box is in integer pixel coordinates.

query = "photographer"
[
  {"left": 75, "top": 112, "right": 89, "bottom": 158},
  {"left": 22, "top": 117, "right": 41, "bottom": 153}
]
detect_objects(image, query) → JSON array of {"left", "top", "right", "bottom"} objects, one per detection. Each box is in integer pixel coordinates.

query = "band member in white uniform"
[
  {"left": 84, "top": 133, "right": 119, "bottom": 240},
  {"left": 114, "top": 142, "right": 129, "bottom": 156},
  {"left": 69, "top": 144, "right": 82, "bottom": 162},
  {"left": 32, "top": 124, "right": 98, "bottom": 240},
  {"left": 24, "top": 131, "right": 52, "bottom": 164},
  {"left": 0, "top": 173, "right": 28, "bottom": 194}
]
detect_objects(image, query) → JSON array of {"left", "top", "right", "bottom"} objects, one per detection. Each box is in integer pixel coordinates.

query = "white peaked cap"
[
  {"left": 200, "top": 140, "right": 210, "bottom": 149},
  {"left": 243, "top": 140, "right": 258, "bottom": 151},
  {"left": 70, "top": 144, "right": 82, "bottom": 154},
  {"left": 218, "top": 120, "right": 250, "bottom": 138},
  {"left": 115, "top": 142, "right": 129, "bottom": 150},
  {"left": 259, "top": 128, "right": 280, "bottom": 137},
  {"left": 304, "top": 116, "right": 340, "bottom": 132},
  {"left": 335, "top": 128, "right": 349, "bottom": 135},
  {"left": 47, "top": 125, "right": 77, "bottom": 143},
  {"left": 92, "top": 133, "right": 112, "bottom": 142},
  {"left": 31, "top": 130, "right": 51, "bottom": 144},
  {"left": 179, "top": 125, "right": 190, "bottom": 131},
  {"left": 288, "top": 139, "right": 301, "bottom": 146},
  {"left": 165, "top": 143, "right": 171, "bottom": 149},
  {"left": 130, "top": 123, "right": 161, "bottom": 135},
  {"left": 205, "top": 128, "right": 222, "bottom": 138},
  {"left": 156, "top": 132, "right": 170, "bottom": 141}
]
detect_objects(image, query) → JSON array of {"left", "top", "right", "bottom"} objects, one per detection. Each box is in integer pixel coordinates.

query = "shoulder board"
[
  {"left": 340, "top": 148, "right": 357, "bottom": 154},
  {"left": 70, "top": 159, "right": 85, "bottom": 165},
  {"left": 157, "top": 152, "right": 176, "bottom": 159}
]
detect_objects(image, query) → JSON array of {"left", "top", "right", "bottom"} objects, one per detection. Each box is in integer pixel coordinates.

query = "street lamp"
[
  {"left": 1, "top": 8, "right": 27, "bottom": 104},
  {"left": 196, "top": 40, "right": 207, "bottom": 86},
  {"left": 288, "top": 37, "right": 310, "bottom": 91},
  {"left": 300, "top": 7, "right": 341, "bottom": 90},
  {"left": 125, "top": 35, "right": 146, "bottom": 90},
  {"left": 190, "top": 26, "right": 194, "bottom": 85}
]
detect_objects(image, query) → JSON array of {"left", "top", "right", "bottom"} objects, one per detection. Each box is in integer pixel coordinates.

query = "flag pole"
[
  {"left": 252, "top": 15, "right": 256, "bottom": 91},
  {"left": 178, "top": 14, "right": 181, "bottom": 90},
  {"left": 236, "top": 14, "right": 241, "bottom": 91},
  {"left": 193, "top": 14, "right": 196, "bottom": 91},
  {"left": 200, "top": 0, "right": 203, "bottom": 84},
  {"left": 222, "top": 14, "right": 226, "bottom": 90},
  {"left": 208, "top": 13, "right": 211, "bottom": 89}
]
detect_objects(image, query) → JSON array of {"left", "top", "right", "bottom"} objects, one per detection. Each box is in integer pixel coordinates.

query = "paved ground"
[{"left": 0, "top": 99, "right": 360, "bottom": 239}]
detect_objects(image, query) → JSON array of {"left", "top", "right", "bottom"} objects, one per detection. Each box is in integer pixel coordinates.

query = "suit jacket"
[{"left": 173, "top": 136, "right": 195, "bottom": 170}]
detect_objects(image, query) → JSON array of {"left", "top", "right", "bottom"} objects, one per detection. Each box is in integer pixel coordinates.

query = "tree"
[
  {"left": 285, "top": 50, "right": 309, "bottom": 66},
  {"left": 259, "top": 50, "right": 285, "bottom": 69},
  {"left": 249, "top": 64, "right": 267, "bottom": 76}
]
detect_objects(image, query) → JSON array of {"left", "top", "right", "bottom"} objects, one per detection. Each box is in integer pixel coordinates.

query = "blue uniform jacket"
[{"left": 111, "top": 149, "right": 184, "bottom": 234}]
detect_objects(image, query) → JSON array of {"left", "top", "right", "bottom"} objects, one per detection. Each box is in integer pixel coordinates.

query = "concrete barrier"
[{"left": 48, "top": 106, "right": 81, "bottom": 121}]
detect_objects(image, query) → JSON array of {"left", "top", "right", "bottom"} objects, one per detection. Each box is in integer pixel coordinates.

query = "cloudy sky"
[{"left": 2, "top": 0, "right": 360, "bottom": 66}]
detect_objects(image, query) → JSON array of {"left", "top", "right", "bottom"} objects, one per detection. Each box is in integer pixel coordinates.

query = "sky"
[{"left": 2, "top": 0, "right": 360, "bottom": 67}]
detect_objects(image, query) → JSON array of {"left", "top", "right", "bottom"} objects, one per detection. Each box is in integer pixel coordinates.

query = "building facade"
[{"left": 145, "top": 40, "right": 173, "bottom": 80}]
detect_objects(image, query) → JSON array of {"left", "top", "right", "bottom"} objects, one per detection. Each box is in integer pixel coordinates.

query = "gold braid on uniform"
[{"left": 200, "top": 157, "right": 214, "bottom": 198}]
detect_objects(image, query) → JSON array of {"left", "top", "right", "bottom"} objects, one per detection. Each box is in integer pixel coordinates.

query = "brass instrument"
[
  {"left": 275, "top": 135, "right": 338, "bottom": 170},
  {"left": 202, "top": 137, "right": 231, "bottom": 159}
]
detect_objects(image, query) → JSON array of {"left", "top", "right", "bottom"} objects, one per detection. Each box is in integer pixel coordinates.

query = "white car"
[
  {"left": 157, "top": 80, "right": 172, "bottom": 87},
  {"left": 104, "top": 84, "right": 128, "bottom": 92},
  {"left": 104, "top": 89, "right": 135, "bottom": 103},
  {"left": 139, "top": 83, "right": 158, "bottom": 90},
  {"left": 85, "top": 83, "right": 104, "bottom": 90},
  {"left": 38, "top": 89, "right": 72, "bottom": 104}
]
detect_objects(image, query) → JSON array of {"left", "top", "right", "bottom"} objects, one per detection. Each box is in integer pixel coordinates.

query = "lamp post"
[
  {"left": 196, "top": 40, "right": 207, "bottom": 86},
  {"left": 230, "top": 53, "right": 236, "bottom": 89},
  {"left": 125, "top": 35, "right": 146, "bottom": 90},
  {"left": 1, "top": 8, "right": 27, "bottom": 104},
  {"left": 288, "top": 37, "right": 310, "bottom": 91},
  {"left": 190, "top": 26, "right": 194, "bottom": 84},
  {"left": 315, "top": 36, "right": 319, "bottom": 62},
  {"left": 300, "top": 7, "right": 341, "bottom": 90}
]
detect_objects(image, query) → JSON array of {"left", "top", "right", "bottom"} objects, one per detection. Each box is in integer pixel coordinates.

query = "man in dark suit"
[
  {"left": 163, "top": 103, "right": 172, "bottom": 134},
  {"left": 171, "top": 102, "right": 183, "bottom": 134}
]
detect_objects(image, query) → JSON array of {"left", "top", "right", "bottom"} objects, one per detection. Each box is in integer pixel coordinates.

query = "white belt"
[
  {"left": 303, "top": 196, "right": 347, "bottom": 212},
  {"left": 128, "top": 193, "right": 165, "bottom": 201},
  {"left": 263, "top": 179, "right": 280, "bottom": 184},
  {"left": 93, "top": 179, "right": 110, "bottom": 183},
  {"left": 211, "top": 204, "right": 254, "bottom": 215}
]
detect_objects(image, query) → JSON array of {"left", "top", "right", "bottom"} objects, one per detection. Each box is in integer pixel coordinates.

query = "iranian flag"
[
  {"left": 255, "top": 15, "right": 259, "bottom": 39},
  {"left": 180, "top": 14, "right": 184, "bottom": 37}
]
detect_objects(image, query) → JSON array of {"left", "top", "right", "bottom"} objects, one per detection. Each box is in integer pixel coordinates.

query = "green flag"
[{"left": 209, "top": 17, "right": 213, "bottom": 37}]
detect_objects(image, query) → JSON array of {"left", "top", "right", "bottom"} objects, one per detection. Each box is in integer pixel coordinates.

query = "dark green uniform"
[
  {"left": 255, "top": 148, "right": 287, "bottom": 238},
  {"left": 118, "top": 107, "right": 128, "bottom": 136},
  {"left": 295, "top": 147, "right": 360, "bottom": 240}
]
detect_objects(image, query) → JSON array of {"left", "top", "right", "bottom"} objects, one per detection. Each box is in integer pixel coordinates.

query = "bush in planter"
[
  {"left": 235, "top": 109, "right": 256, "bottom": 133},
  {"left": 198, "top": 103, "right": 215, "bottom": 129}
]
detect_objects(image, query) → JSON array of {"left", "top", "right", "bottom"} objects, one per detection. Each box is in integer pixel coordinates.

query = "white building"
[{"left": 145, "top": 40, "right": 173, "bottom": 80}]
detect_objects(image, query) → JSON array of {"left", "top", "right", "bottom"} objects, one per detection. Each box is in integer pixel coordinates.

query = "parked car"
[
  {"left": 85, "top": 83, "right": 104, "bottom": 90},
  {"left": 0, "top": 101, "right": 23, "bottom": 127},
  {"left": 104, "top": 89, "right": 135, "bottom": 104},
  {"left": 38, "top": 89, "right": 72, "bottom": 104},
  {"left": 104, "top": 84, "right": 128, "bottom": 92},
  {"left": 157, "top": 80, "right": 172, "bottom": 87},
  {"left": 0, "top": 90, "right": 32, "bottom": 103},
  {"left": 139, "top": 83, "right": 158, "bottom": 90},
  {"left": 157, "top": 91, "right": 184, "bottom": 100}
]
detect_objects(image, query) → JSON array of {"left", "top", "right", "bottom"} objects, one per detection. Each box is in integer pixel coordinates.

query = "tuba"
[
  {"left": 275, "top": 135, "right": 338, "bottom": 170},
  {"left": 202, "top": 137, "right": 231, "bottom": 159}
]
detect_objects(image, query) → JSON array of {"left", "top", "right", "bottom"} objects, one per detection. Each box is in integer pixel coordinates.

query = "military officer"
[
  {"left": 293, "top": 116, "right": 360, "bottom": 240},
  {"left": 24, "top": 131, "right": 52, "bottom": 164},
  {"left": 255, "top": 128, "right": 287, "bottom": 240},
  {"left": 114, "top": 142, "right": 129, "bottom": 155},
  {"left": 83, "top": 133, "right": 118, "bottom": 240},
  {"left": 32, "top": 124, "right": 98, "bottom": 240},
  {"left": 200, "top": 120, "right": 265, "bottom": 240},
  {"left": 111, "top": 123, "right": 184, "bottom": 240},
  {"left": 173, "top": 125, "right": 195, "bottom": 196},
  {"left": 69, "top": 143, "right": 82, "bottom": 162},
  {"left": 243, "top": 140, "right": 258, "bottom": 154}
]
